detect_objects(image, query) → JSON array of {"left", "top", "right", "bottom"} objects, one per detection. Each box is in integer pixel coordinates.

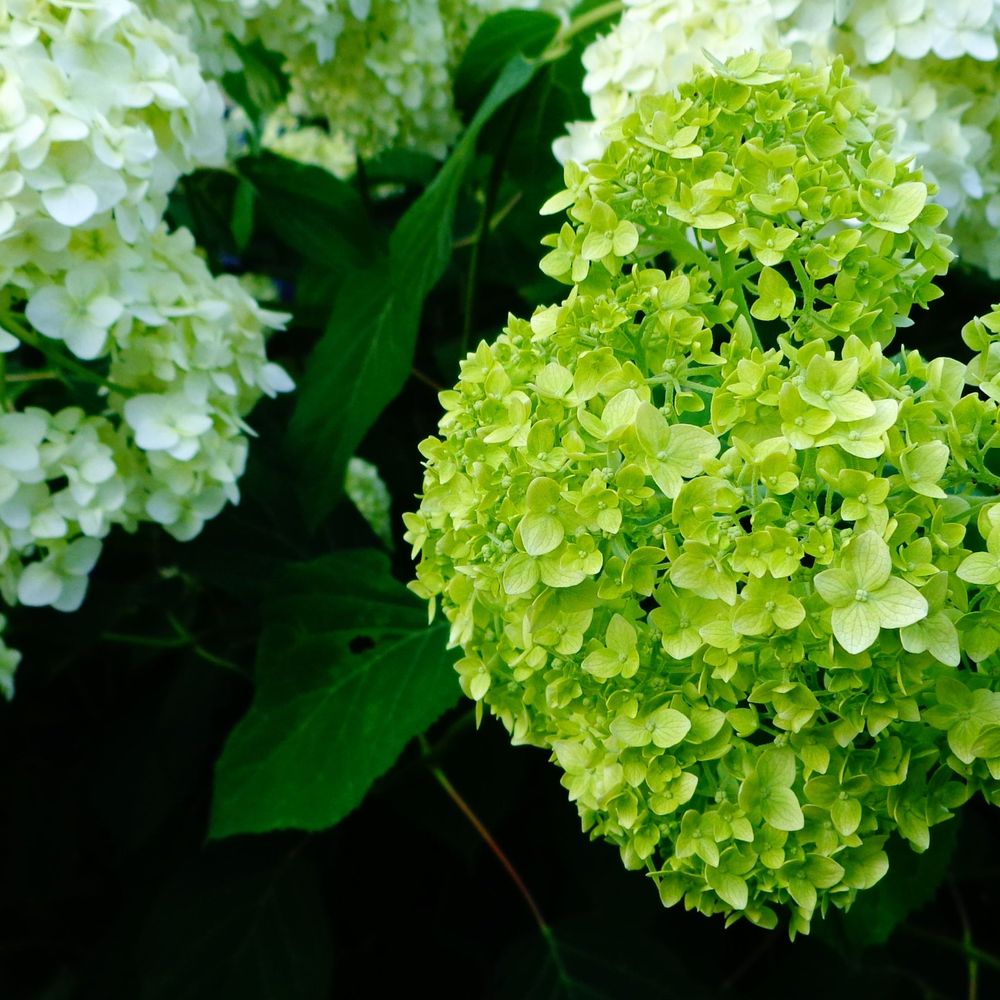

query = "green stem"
[
  {"left": 453, "top": 191, "right": 523, "bottom": 249},
  {"left": 647, "top": 224, "right": 720, "bottom": 279},
  {"left": 410, "top": 366, "right": 444, "bottom": 393},
  {"left": 788, "top": 254, "right": 815, "bottom": 314},
  {"left": 545, "top": 0, "right": 624, "bottom": 55},
  {"left": 903, "top": 926, "right": 1000, "bottom": 974},
  {"left": 102, "top": 620, "right": 243, "bottom": 674},
  {"left": 3, "top": 311, "right": 134, "bottom": 397},
  {"left": 949, "top": 880, "right": 979, "bottom": 1000},
  {"left": 100, "top": 631, "right": 190, "bottom": 649},
  {"left": 716, "top": 239, "right": 761, "bottom": 349}
]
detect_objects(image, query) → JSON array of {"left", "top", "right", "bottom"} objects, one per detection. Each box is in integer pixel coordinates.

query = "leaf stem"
[
  {"left": 903, "top": 925, "right": 1000, "bottom": 975},
  {"left": 949, "top": 880, "right": 979, "bottom": 1000},
  {"left": 410, "top": 366, "right": 444, "bottom": 392},
  {"left": 716, "top": 239, "right": 761, "bottom": 349},
  {"left": 2, "top": 311, "right": 135, "bottom": 397},
  {"left": 418, "top": 734, "right": 571, "bottom": 987},
  {"left": 551, "top": 1, "right": 624, "bottom": 51},
  {"left": 101, "top": 617, "right": 243, "bottom": 674}
]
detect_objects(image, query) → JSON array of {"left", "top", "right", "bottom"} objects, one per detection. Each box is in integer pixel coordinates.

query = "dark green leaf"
[
  {"left": 454, "top": 11, "right": 560, "bottom": 116},
  {"left": 210, "top": 551, "right": 460, "bottom": 837},
  {"left": 230, "top": 177, "right": 256, "bottom": 251},
  {"left": 362, "top": 147, "right": 440, "bottom": 189},
  {"left": 138, "top": 852, "right": 330, "bottom": 1000},
  {"left": 287, "top": 56, "right": 538, "bottom": 527},
  {"left": 238, "top": 152, "right": 374, "bottom": 269}
]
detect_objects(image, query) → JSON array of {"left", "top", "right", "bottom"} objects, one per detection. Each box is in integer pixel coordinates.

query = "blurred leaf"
[
  {"left": 287, "top": 55, "right": 537, "bottom": 528},
  {"left": 363, "top": 148, "right": 440, "bottom": 189},
  {"left": 833, "top": 818, "right": 959, "bottom": 948},
  {"left": 488, "top": 921, "right": 705, "bottom": 1000},
  {"left": 210, "top": 550, "right": 459, "bottom": 837},
  {"left": 222, "top": 37, "right": 288, "bottom": 128},
  {"left": 454, "top": 10, "right": 560, "bottom": 115},
  {"left": 237, "top": 152, "right": 375, "bottom": 270},
  {"left": 230, "top": 177, "right": 256, "bottom": 251},
  {"left": 138, "top": 852, "right": 329, "bottom": 1000}
]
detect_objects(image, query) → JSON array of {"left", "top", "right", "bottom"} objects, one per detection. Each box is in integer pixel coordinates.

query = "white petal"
[
  {"left": 146, "top": 490, "right": 181, "bottom": 525},
  {"left": 64, "top": 321, "right": 108, "bottom": 360},
  {"left": 52, "top": 575, "right": 88, "bottom": 613},
  {"left": 0, "top": 441, "right": 39, "bottom": 473},
  {"left": 17, "top": 562, "right": 63, "bottom": 607},
  {"left": 63, "top": 536, "right": 101, "bottom": 575},
  {"left": 86, "top": 294, "right": 123, "bottom": 328},
  {"left": 42, "top": 184, "right": 99, "bottom": 227},
  {"left": 261, "top": 362, "right": 295, "bottom": 394},
  {"left": 25, "top": 286, "right": 72, "bottom": 340}
]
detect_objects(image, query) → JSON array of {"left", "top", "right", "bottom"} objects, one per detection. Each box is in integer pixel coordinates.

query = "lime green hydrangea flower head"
[
  {"left": 560, "top": 0, "right": 1000, "bottom": 277},
  {"left": 408, "top": 52, "right": 1000, "bottom": 934}
]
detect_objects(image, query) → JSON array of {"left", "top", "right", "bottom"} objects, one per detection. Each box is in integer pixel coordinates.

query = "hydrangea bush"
[
  {"left": 408, "top": 51, "right": 1000, "bottom": 933},
  {"left": 143, "top": 0, "right": 576, "bottom": 174},
  {"left": 558, "top": 0, "right": 1000, "bottom": 276},
  {"left": 0, "top": 0, "right": 290, "bottom": 691}
]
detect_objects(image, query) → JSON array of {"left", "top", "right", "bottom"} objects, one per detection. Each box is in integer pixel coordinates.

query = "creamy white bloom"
[
  {"left": 0, "top": 0, "right": 292, "bottom": 688},
  {"left": 143, "top": 0, "right": 577, "bottom": 169},
  {"left": 559, "top": 0, "right": 1000, "bottom": 276}
]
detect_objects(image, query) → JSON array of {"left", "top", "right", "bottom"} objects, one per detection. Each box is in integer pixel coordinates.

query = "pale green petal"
[
  {"left": 957, "top": 552, "right": 1000, "bottom": 586},
  {"left": 831, "top": 600, "right": 881, "bottom": 654},
  {"left": 648, "top": 706, "right": 691, "bottom": 748},
  {"left": 813, "top": 568, "right": 855, "bottom": 607},
  {"left": 763, "top": 787, "right": 805, "bottom": 831},
  {"left": 849, "top": 531, "right": 892, "bottom": 590},
  {"left": 520, "top": 513, "right": 564, "bottom": 556},
  {"left": 873, "top": 576, "right": 928, "bottom": 629}
]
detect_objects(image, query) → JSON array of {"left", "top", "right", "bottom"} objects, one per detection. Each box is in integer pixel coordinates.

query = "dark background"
[{"left": 2, "top": 5, "right": 1000, "bottom": 995}]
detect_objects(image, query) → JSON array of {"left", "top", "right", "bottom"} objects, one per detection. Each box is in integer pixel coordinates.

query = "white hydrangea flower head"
[
  {"left": 555, "top": 0, "right": 789, "bottom": 166},
  {"left": 0, "top": 0, "right": 292, "bottom": 687},
  {"left": 560, "top": 0, "right": 1000, "bottom": 276},
  {"left": 143, "top": 0, "right": 577, "bottom": 168}
]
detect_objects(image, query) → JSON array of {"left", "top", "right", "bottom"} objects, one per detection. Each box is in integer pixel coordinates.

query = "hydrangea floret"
[
  {"left": 0, "top": 0, "right": 291, "bottom": 692},
  {"left": 558, "top": 0, "right": 1000, "bottom": 277},
  {"left": 408, "top": 51, "right": 1000, "bottom": 934}
]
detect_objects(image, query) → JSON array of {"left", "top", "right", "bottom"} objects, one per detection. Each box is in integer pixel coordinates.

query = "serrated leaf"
[
  {"left": 210, "top": 551, "right": 460, "bottom": 837},
  {"left": 287, "top": 56, "right": 539, "bottom": 528},
  {"left": 138, "top": 854, "right": 330, "bottom": 1000},
  {"left": 238, "top": 152, "right": 374, "bottom": 270},
  {"left": 454, "top": 10, "right": 561, "bottom": 115}
]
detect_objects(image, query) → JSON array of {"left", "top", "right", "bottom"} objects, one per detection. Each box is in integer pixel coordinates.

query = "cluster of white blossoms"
[
  {"left": 0, "top": 0, "right": 291, "bottom": 691},
  {"left": 142, "top": 0, "right": 576, "bottom": 173},
  {"left": 558, "top": 0, "right": 1000, "bottom": 276}
]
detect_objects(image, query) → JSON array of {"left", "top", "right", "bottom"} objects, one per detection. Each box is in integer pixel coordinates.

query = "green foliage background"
[{"left": 1, "top": 5, "right": 999, "bottom": 997}]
